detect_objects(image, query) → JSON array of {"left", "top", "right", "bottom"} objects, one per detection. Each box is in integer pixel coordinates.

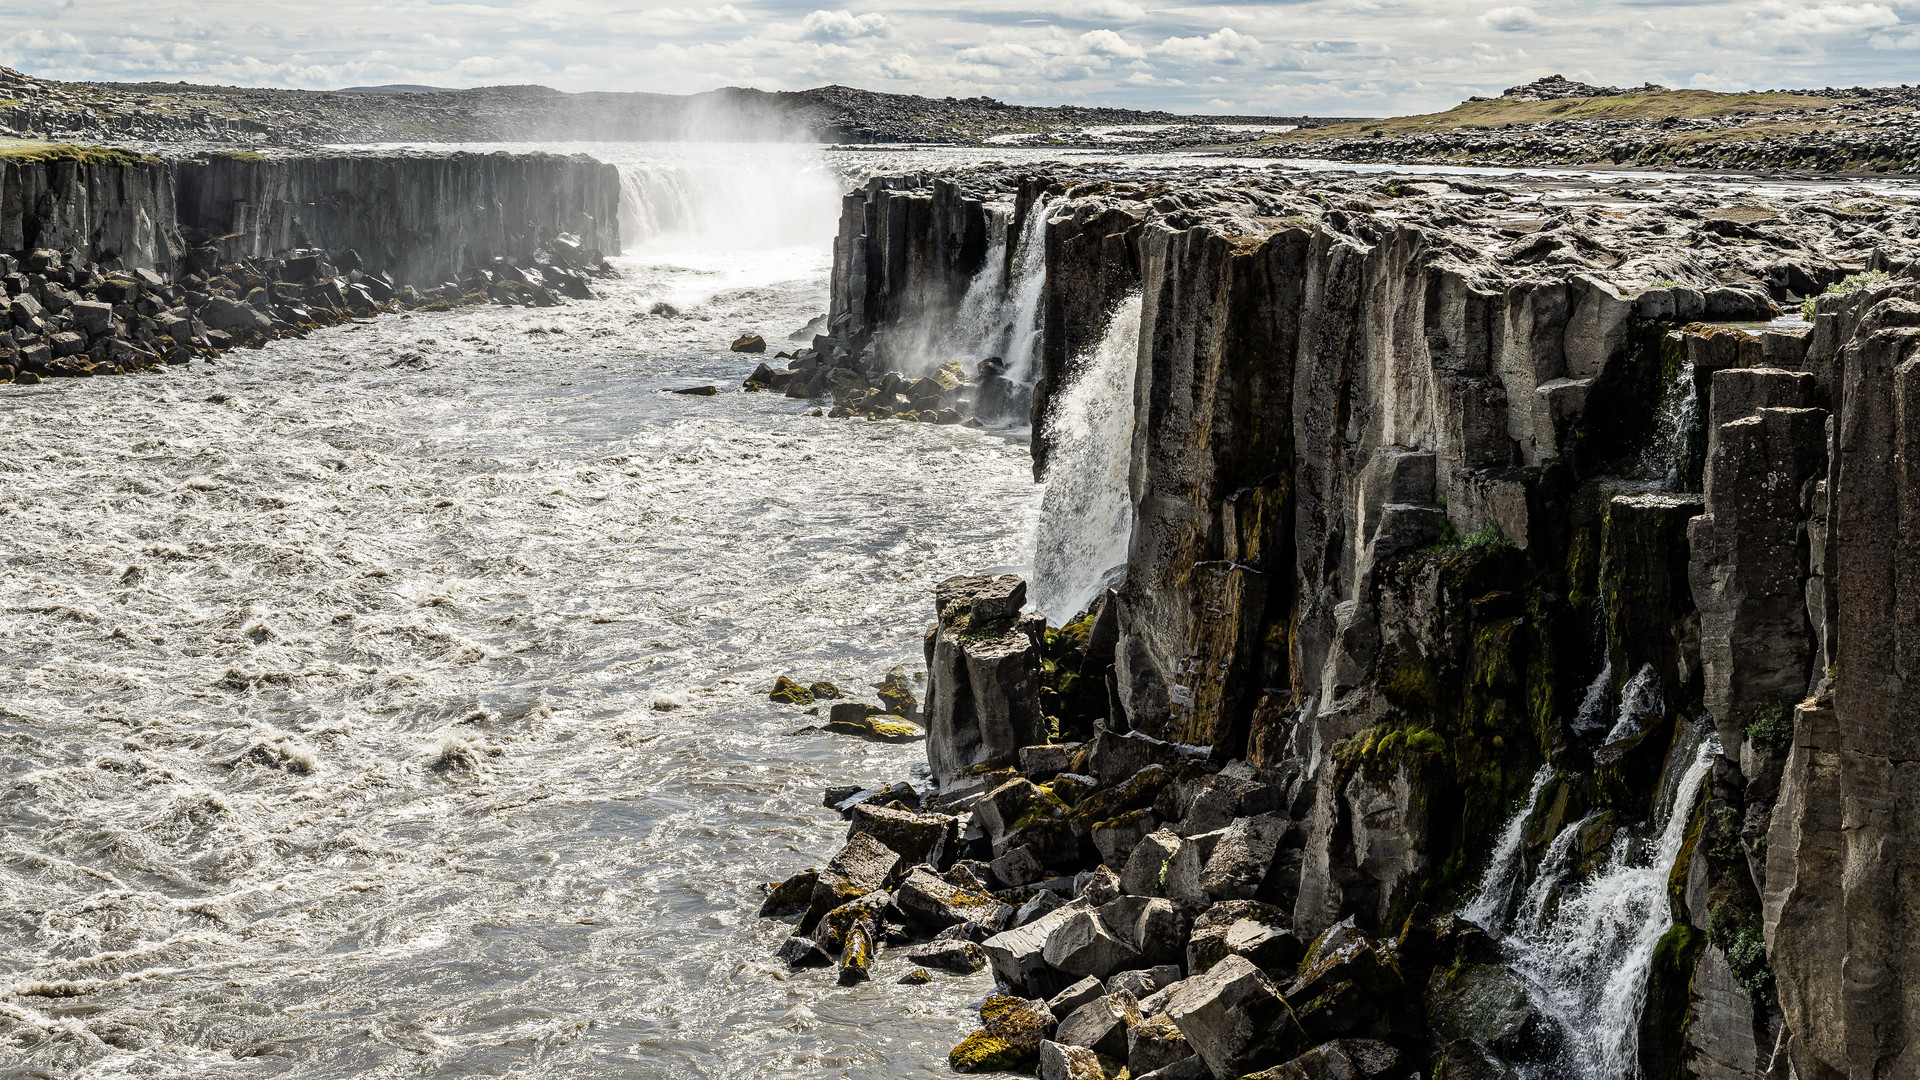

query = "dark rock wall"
[
  {"left": 0, "top": 155, "right": 180, "bottom": 270},
  {"left": 820, "top": 170, "right": 1920, "bottom": 1076},
  {"left": 822, "top": 175, "right": 991, "bottom": 369},
  {"left": 172, "top": 152, "right": 621, "bottom": 286}
]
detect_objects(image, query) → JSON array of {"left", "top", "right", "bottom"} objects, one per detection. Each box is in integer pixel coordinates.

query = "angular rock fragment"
[
  {"left": 1038, "top": 1039, "right": 1108, "bottom": 1080},
  {"left": 1127, "top": 1014, "right": 1194, "bottom": 1076},
  {"left": 906, "top": 938, "right": 987, "bottom": 974},
  {"left": 847, "top": 802, "right": 953, "bottom": 865},
  {"left": 1120, "top": 828, "right": 1207, "bottom": 905},
  {"left": 1043, "top": 907, "right": 1142, "bottom": 979},
  {"left": 893, "top": 866, "right": 1012, "bottom": 931},
  {"left": 1166, "top": 955, "right": 1310, "bottom": 1078},
  {"left": 1056, "top": 990, "right": 1141, "bottom": 1059}
]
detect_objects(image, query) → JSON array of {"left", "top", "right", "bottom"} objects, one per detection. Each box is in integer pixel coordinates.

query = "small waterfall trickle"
[
  {"left": 1642, "top": 353, "right": 1699, "bottom": 490},
  {"left": 1460, "top": 765, "right": 1555, "bottom": 929},
  {"left": 1571, "top": 661, "right": 1613, "bottom": 739},
  {"left": 1490, "top": 727, "right": 1719, "bottom": 1079},
  {"left": 999, "top": 201, "right": 1051, "bottom": 386},
  {"left": 1029, "top": 292, "right": 1143, "bottom": 625},
  {"left": 934, "top": 208, "right": 1012, "bottom": 367},
  {"left": 1604, "top": 664, "right": 1664, "bottom": 743}
]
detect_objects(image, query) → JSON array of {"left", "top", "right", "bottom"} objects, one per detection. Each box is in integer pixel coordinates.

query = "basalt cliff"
[
  {"left": 0, "top": 148, "right": 617, "bottom": 383},
  {"left": 760, "top": 167, "right": 1920, "bottom": 1080}
]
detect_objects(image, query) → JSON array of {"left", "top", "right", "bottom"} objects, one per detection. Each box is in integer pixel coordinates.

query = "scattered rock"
[{"left": 731, "top": 333, "right": 767, "bottom": 353}]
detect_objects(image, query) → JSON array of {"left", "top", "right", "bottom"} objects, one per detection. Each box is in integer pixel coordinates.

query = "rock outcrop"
[
  {"left": 0, "top": 148, "right": 619, "bottom": 384},
  {"left": 765, "top": 165, "right": 1920, "bottom": 1080}
]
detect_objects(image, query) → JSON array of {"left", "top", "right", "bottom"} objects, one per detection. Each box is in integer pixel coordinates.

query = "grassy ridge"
[
  {"left": 1266, "top": 89, "right": 1830, "bottom": 144},
  {"left": 0, "top": 138, "right": 154, "bottom": 165}
]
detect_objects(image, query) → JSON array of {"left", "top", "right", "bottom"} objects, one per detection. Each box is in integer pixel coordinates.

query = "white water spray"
[
  {"left": 1461, "top": 765, "right": 1554, "bottom": 928},
  {"left": 1643, "top": 354, "right": 1699, "bottom": 490},
  {"left": 1029, "top": 292, "right": 1143, "bottom": 625},
  {"left": 999, "top": 200, "right": 1052, "bottom": 385},
  {"left": 1604, "top": 664, "right": 1664, "bottom": 743},
  {"left": 1502, "top": 727, "right": 1718, "bottom": 1079}
]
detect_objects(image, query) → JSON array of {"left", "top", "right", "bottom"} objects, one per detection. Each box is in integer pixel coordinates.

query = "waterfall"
[
  {"left": 1028, "top": 292, "right": 1143, "bottom": 625},
  {"left": 926, "top": 207, "right": 1012, "bottom": 374},
  {"left": 1642, "top": 353, "right": 1699, "bottom": 490},
  {"left": 1503, "top": 726, "right": 1719, "bottom": 1079},
  {"left": 1604, "top": 664, "right": 1664, "bottom": 743},
  {"left": 1571, "top": 661, "right": 1613, "bottom": 739},
  {"left": 1460, "top": 765, "right": 1555, "bottom": 929},
  {"left": 999, "top": 200, "right": 1051, "bottom": 386},
  {"left": 614, "top": 153, "right": 842, "bottom": 252}
]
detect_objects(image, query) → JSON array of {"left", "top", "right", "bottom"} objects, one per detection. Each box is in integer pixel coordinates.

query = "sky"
[{"left": 6, "top": 0, "right": 1919, "bottom": 115}]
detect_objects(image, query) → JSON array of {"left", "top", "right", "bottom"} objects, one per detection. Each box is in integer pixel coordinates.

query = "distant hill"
[
  {"left": 336, "top": 84, "right": 460, "bottom": 94},
  {"left": 0, "top": 66, "right": 1358, "bottom": 147}
]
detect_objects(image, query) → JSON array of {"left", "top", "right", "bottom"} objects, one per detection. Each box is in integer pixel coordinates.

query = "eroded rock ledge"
[
  {"left": 762, "top": 167, "right": 1920, "bottom": 1080},
  {"left": 0, "top": 149, "right": 618, "bottom": 383}
]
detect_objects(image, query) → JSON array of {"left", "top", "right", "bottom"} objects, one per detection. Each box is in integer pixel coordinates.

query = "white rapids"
[{"left": 0, "top": 145, "right": 1039, "bottom": 1079}]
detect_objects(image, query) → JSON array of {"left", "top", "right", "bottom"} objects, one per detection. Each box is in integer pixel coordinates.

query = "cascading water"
[
  {"left": 611, "top": 146, "right": 844, "bottom": 252},
  {"left": 1460, "top": 765, "right": 1554, "bottom": 928},
  {"left": 1029, "top": 292, "right": 1143, "bottom": 625},
  {"left": 1604, "top": 664, "right": 1664, "bottom": 742},
  {"left": 1463, "top": 723, "right": 1719, "bottom": 1080},
  {"left": 998, "top": 200, "right": 1052, "bottom": 386},
  {"left": 1642, "top": 354, "right": 1699, "bottom": 490},
  {"left": 927, "top": 207, "right": 1012, "bottom": 372},
  {"left": 1571, "top": 661, "right": 1613, "bottom": 739}
]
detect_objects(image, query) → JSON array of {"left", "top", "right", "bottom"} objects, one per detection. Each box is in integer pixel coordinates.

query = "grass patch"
[
  {"left": 1801, "top": 269, "right": 1891, "bottom": 320},
  {"left": 1263, "top": 89, "right": 1828, "bottom": 145},
  {"left": 0, "top": 139, "right": 150, "bottom": 166}
]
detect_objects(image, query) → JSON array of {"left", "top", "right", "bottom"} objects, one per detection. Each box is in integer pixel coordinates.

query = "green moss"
[
  {"left": 0, "top": 140, "right": 152, "bottom": 166},
  {"left": 948, "top": 1031, "right": 1024, "bottom": 1072},
  {"left": 1737, "top": 697, "right": 1797, "bottom": 754},
  {"left": 211, "top": 149, "right": 267, "bottom": 163}
]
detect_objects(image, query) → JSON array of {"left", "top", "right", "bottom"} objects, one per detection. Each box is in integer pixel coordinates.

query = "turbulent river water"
[{"left": 0, "top": 143, "right": 1049, "bottom": 1080}]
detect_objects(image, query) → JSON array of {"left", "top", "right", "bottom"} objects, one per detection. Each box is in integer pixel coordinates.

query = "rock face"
[
  {"left": 173, "top": 151, "right": 620, "bottom": 286},
  {"left": 0, "top": 148, "right": 619, "bottom": 386},
  {"left": 771, "top": 166, "right": 1920, "bottom": 1080}
]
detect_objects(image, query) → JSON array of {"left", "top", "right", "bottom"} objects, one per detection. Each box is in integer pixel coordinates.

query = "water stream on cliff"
[
  {"left": 1029, "top": 293, "right": 1143, "bottom": 625},
  {"left": 1467, "top": 724, "right": 1718, "bottom": 1079},
  {"left": 0, "top": 145, "right": 1041, "bottom": 1079}
]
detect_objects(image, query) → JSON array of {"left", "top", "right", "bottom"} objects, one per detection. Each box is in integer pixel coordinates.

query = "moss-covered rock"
[
  {"left": 948, "top": 1030, "right": 1026, "bottom": 1072},
  {"left": 769, "top": 676, "right": 814, "bottom": 705}
]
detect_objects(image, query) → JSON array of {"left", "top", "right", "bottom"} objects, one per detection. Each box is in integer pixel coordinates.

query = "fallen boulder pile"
[
  {"left": 0, "top": 240, "right": 609, "bottom": 385},
  {"left": 744, "top": 350, "right": 1026, "bottom": 428},
  {"left": 762, "top": 575, "right": 1561, "bottom": 1079}
]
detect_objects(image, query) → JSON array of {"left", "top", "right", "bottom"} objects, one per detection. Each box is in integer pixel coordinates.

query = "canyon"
[{"left": 2, "top": 62, "right": 1918, "bottom": 1080}]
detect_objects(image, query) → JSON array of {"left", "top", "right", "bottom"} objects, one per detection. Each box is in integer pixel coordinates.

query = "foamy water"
[{"left": 0, "top": 151, "right": 1040, "bottom": 1078}]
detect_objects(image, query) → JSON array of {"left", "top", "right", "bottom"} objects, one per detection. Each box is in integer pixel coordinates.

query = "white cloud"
[
  {"left": 1079, "top": 29, "right": 1146, "bottom": 59},
  {"left": 797, "top": 10, "right": 890, "bottom": 41},
  {"left": 1155, "top": 26, "right": 1262, "bottom": 64},
  {"left": 4, "top": 0, "right": 1920, "bottom": 119},
  {"left": 1480, "top": 6, "right": 1541, "bottom": 32}
]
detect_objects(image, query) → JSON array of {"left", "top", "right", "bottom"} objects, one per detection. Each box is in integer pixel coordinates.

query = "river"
[{"left": 0, "top": 142, "right": 1042, "bottom": 1079}]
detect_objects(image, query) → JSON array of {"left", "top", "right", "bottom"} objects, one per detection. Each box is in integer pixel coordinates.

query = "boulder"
[
  {"left": 758, "top": 870, "right": 819, "bottom": 918},
  {"left": 878, "top": 664, "right": 921, "bottom": 718},
  {"left": 1108, "top": 963, "right": 1182, "bottom": 999},
  {"left": 983, "top": 993, "right": 1058, "bottom": 1053},
  {"left": 1048, "top": 975, "right": 1107, "bottom": 1018},
  {"left": 815, "top": 889, "right": 890, "bottom": 954},
  {"left": 1425, "top": 963, "right": 1562, "bottom": 1063},
  {"left": 894, "top": 867, "right": 1012, "bottom": 931},
  {"left": 1020, "top": 743, "right": 1078, "bottom": 778},
  {"left": 804, "top": 833, "right": 902, "bottom": 929},
  {"left": 201, "top": 295, "right": 272, "bottom": 336},
  {"left": 838, "top": 922, "right": 874, "bottom": 985},
  {"left": 925, "top": 575, "right": 1049, "bottom": 784},
  {"left": 1092, "top": 808, "right": 1160, "bottom": 866},
  {"left": 1120, "top": 829, "right": 1208, "bottom": 905},
  {"left": 982, "top": 900, "right": 1084, "bottom": 997},
  {"left": 777, "top": 934, "right": 831, "bottom": 968},
  {"left": 1097, "top": 894, "right": 1194, "bottom": 966},
  {"left": 1187, "top": 901, "right": 1289, "bottom": 974},
  {"left": 1044, "top": 907, "right": 1143, "bottom": 979},
  {"left": 1038, "top": 1040, "right": 1108, "bottom": 1080},
  {"left": 70, "top": 299, "right": 114, "bottom": 336},
  {"left": 731, "top": 333, "right": 767, "bottom": 353},
  {"left": 950, "top": 1031, "right": 1025, "bottom": 1073},
  {"left": 49, "top": 330, "right": 84, "bottom": 358},
  {"left": 992, "top": 845, "right": 1045, "bottom": 888},
  {"left": 1166, "top": 955, "right": 1311, "bottom": 1079},
  {"left": 1200, "top": 814, "right": 1290, "bottom": 900},
  {"left": 769, "top": 676, "right": 814, "bottom": 705},
  {"left": 906, "top": 938, "right": 987, "bottom": 974},
  {"left": 1056, "top": 990, "right": 1141, "bottom": 1059},
  {"left": 1129, "top": 1014, "right": 1195, "bottom": 1076},
  {"left": 848, "top": 802, "right": 954, "bottom": 865}
]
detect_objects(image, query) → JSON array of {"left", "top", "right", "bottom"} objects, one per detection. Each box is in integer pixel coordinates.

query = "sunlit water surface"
[{"left": 0, "top": 144, "right": 1041, "bottom": 1079}]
